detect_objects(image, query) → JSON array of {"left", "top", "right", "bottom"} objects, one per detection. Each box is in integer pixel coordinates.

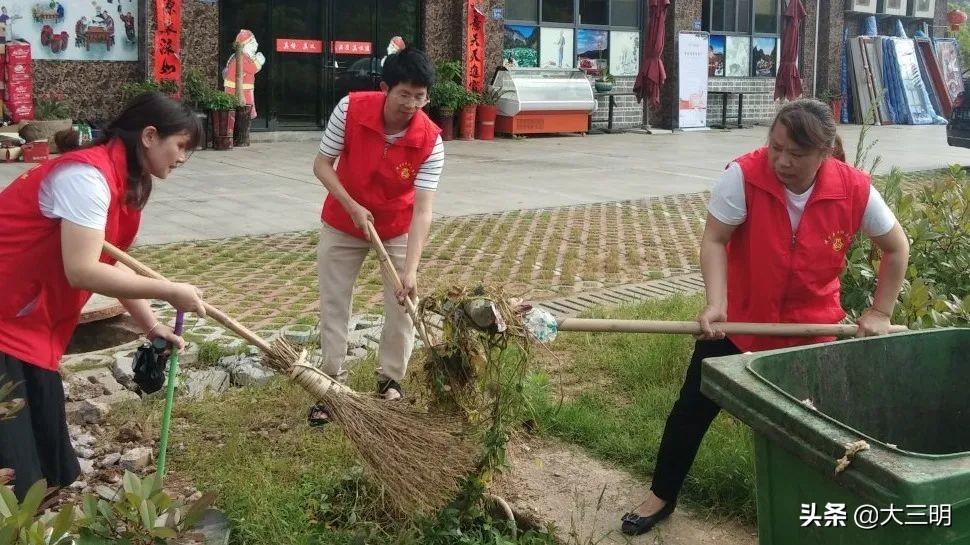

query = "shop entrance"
[{"left": 219, "top": 0, "right": 422, "bottom": 130}]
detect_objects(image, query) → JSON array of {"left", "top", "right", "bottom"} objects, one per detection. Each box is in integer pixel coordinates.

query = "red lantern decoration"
[{"left": 949, "top": 9, "right": 967, "bottom": 32}]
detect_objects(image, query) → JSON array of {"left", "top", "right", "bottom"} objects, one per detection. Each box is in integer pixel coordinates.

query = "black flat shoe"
[{"left": 620, "top": 502, "right": 676, "bottom": 536}]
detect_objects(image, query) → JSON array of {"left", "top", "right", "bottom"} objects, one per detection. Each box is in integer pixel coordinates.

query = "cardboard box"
[
  {"left": 7, "top": 81, "right": 31, "bottom": 104},
  {"left": 6, "top": 61, "right": 31, "bottom": 83},
  {"left": 21, "top": 140, "right": 48, "bottom": 162},
  {"left": 5, "top": 41, "right": 31, "bottom": 63},
  {"left": 9, "top": 101, "right": 34, "bottom": 123},
  {"left": 0, "top": 146, "right": 22, "bottom": 162}
]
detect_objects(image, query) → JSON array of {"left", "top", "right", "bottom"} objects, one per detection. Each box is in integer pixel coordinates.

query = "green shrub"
[{"left": 841, "top": 166, "right": 970, "bottom": 327}]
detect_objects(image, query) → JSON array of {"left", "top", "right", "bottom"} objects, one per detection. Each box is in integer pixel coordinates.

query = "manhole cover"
[{"left": 80, "top": 294, "right": 125, "bottom": 324}]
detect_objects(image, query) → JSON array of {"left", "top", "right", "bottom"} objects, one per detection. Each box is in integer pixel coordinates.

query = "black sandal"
[{"left": 307, "top": 403, "right": 331, "bottom": 427}]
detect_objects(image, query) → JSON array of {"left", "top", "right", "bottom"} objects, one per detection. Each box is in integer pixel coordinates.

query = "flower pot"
[
  {"left": 458, "top": 104, "right": 477, "bottom": 141},
  {"left": 209, "top": 109, "right": 236, "bottom": 151},
  {"left": 233, "top": 104, "right": 253, "bottom": 147},
  {"left": 438, "top": 108, "right": 455, "bottom": 141},
  {"left": 595, "top": 81, "right": 613, "bottom": 92},
  {"left": 829, "top": 98, "right": 842, "bottom": 124},
  {"left": 476, "top": 104, "right": 498, "bottom": 140}
]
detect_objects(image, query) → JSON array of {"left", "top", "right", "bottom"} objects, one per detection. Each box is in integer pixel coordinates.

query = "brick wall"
[
  {"left": 591, "top": 76, "right": 644, "bottom": 129},
  {"left": 707, "top": 77, "right": 779, "bottom": 126}
]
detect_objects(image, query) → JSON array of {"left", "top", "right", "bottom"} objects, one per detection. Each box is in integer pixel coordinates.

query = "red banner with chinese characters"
[
  {"left": 153, "top": 0, "right": 182, "bottom": 93},
  {"left": 464, "top": 0, "right": 486, "bottom": 92},
  {"left": 333, "top": 41, "right": 373, "bottom": 55},
  {"left": 276, "top": 38, "right": 324, "bottom": 54}
]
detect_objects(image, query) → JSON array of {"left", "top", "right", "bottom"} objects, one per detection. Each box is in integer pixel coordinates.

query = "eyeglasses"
[{"left": 390, "top": 91, "right": 428, "bottom": 106}]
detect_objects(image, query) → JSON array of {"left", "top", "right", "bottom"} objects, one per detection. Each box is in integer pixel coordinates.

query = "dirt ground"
[{"left": 494, "top": 437, "right": 757, "bottom": 545}]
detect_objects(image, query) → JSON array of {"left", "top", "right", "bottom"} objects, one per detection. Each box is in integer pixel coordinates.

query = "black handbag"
[{"left": 132, "top": 338, "right": 170, "bottom": 394}]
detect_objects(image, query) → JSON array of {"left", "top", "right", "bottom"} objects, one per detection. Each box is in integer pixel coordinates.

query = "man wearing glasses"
[{"left": 309, "top": 48, "right": 444, "bottom": 424}]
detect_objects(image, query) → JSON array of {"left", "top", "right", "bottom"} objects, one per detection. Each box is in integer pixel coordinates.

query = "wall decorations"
[
  {"left": 709, "top": 34, "right": 725, "bottom": 76},
  {"left": 539, "top": 27, "right": 574, "bottom": 68},
  {"left": 725, "top": 35, "right": 750, "bottom": 77},
  {"left": 910, "top": 0, "right": 935, "bottom": 18},
  {"left": 465, "top": 0, "right": 486, "bottom": 92},
  {"left": 576, "top": 28, "right": 608, "bottom": 77},
  {"left": 848, "top": 0, "right": 878, "bottom": 13},
  {"left": 609, "top": 30, "right": 639, "bottom": 76},
  {"left": 153, "top": 0, "right": 180, "bottom": 89},
  {"left": 503, "top": 24, "right": 538, "bottom": 68},
  {"left": 0, "top": 0, "right": 139, "bottom": 60},
  {"left": 753, "top": 37, "right": 777, "bottom": 77}
]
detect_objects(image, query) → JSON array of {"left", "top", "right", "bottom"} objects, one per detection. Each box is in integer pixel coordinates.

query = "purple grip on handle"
[{"left": 174, "top": 312, "right": 185, "bottom": 336}]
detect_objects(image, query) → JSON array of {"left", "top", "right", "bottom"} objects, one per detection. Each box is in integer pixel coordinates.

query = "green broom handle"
[{"left": 157, "top": 311, "right": 184, "bottom": 478}]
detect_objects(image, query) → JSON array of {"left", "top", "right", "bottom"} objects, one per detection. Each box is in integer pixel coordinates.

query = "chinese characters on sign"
[
  {"left": 275, "top": 39, "right": 324, "bottom": 54},
  {"left": 332, "top": 41, "right": 372, "bottom": 55},
  {"left": 464, "top": 0, "right": 486, "bottom": 93},
  {"left": 800, "top": 503, "right": 952, "bottom": 529},
  {"left": 153, "top": 0, "right": 181, "bottom": 93}
]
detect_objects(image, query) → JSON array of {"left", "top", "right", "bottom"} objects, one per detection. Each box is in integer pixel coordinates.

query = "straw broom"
[{"left": 102, "top": 242, "right": 480, "bottom": 516}]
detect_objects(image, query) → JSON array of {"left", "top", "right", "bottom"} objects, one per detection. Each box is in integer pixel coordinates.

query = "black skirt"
[{"left": 0, "top": 351, "right": 80, "bottom": 500}]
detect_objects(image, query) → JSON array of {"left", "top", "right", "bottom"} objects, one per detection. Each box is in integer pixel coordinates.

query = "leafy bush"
[
  {"left": 33, "top": 93, "right": 72, "bottom": 121},
  {"left": 841, "top": 166, "right": 970, "bottom": 327},
  {"left": 119, "top": 80, "right": 179, "bottom": 104},
  {"left": 0, "top": 480, "right": 75, "bottom": 545},
  {"left": 75, "top": 472, "right": 215, "bottom": 545}
]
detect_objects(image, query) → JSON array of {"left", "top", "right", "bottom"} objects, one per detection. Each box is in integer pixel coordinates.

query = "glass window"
[
  {"left": 754, "top": 0, "right": 777, "bottom": 33},
  {"left": 711, "top": 0, "right": 736, "bottom": 32},
  {"left": 542, "top": 0, "right": 574, "bottom": 23},
  {"left": 611, "top": 0, "right": 638, "bottom": 26},
  {"left": 580, "top": 0, "right": 608, "bottom": 25},
  {"left": 507, "top": 0, "right": 538, "bottom": 21}
]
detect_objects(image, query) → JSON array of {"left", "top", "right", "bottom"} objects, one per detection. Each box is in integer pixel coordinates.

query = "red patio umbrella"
[
  {"left": 774, "top": 0, "right": 807, "bottom": 101},
  {"left": 634, "top": 0, "right": 670, "bottom": 107}
]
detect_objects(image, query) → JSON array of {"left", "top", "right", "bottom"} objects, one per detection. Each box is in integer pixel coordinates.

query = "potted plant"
[
  {"left": 120, "top": 79, "right": 179, "bottom": 103},
  {"left": 475, "top": 85, "right": 511, "bottom": 140},
  {"left": 595, "top": 70, "right": 615, "bottom": 93},
  {"left": 818, "top": 88, "right": 842, "bottom": 123},
  {"left": 204, "top": 90, "right": 240, "bottom": 151},
  {"left": 29, "top": 92, "right": 73, "bottom": 153},
  {"left": 457, "top": 89, "right": 479, "bottom": 141},
  {"left": 181, "top": 69, "right": 211, "bottom": 150},
  {"left": 430, "top": 80, "right": 465, "bottom": 141}
]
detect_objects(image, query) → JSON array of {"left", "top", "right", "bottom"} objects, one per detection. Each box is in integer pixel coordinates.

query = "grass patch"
[
  {"left": 529, "top": 295, "right": 757, "bottom": 522},
  {"left": 126, "top": 354, "right": 555, "bottom": 545}
]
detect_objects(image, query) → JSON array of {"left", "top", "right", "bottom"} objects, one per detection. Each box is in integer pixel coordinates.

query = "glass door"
[{"left": 272, "top": 0, "right": 324, "bottom": 128}]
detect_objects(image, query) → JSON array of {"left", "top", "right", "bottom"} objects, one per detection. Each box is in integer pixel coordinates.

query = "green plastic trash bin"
[{"left": 701, "top": 328, "right": 970, "bottom": 545}]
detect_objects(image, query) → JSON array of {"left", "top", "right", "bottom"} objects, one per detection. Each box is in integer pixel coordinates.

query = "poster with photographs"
[
  {"left": 709, "top": 34, "right": 725, "bottom": 76},
  {"left": 503, "top": 24, "right": 538, "bottom": 68},
  {"left": 935, "top": 39, "right": 964, "bottom": 102},
  {"left": 576, "top": 28, "right": 608, "bottom": 77},
  {"left": 539, "top": 27, "right": 574, "bottom": 68},
  {"left": 910, "top": 0, "right": 935, "bottom": 18},
  {"left": 848, "top": 0, "right": 878, "bottom": 13},
  {"left": 608, "top": 30, "right": 639, "bottom": 76},
  {"left": 753, "top": 37, "right": 777, "bottom": 77},
  {"left": 879, "top": 0, "right": 908, "bottom": 16},
  {"left": 725, "top": 35, "right": 750, "bottom": 77},
  {"left": 0, "top": 0, "right": 139, "bottom": 60}
]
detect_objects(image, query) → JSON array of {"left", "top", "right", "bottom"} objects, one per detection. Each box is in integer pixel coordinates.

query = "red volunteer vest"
[
  {"left": 321, "top": 91, "right": 441, "bottom": 240},
  {"left": 726, "top": 147, "right": 870, "bottom": 352},
  {"left": 0, "top": 139, "right": 141, "bottom": 370}
]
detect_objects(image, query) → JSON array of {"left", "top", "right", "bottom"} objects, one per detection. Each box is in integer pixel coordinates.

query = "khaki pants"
[{"left": 317, "top": 223, "right": 414, "bottom": 383}]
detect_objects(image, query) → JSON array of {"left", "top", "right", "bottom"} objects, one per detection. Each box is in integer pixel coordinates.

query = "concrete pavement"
[{"left": 0, "top": 124, "right": 965, "bottom": 244}]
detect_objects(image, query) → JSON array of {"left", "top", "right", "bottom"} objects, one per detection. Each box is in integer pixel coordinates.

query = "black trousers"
[
  {"left": 650, "top": 338, "right": 741, "bottom": 502},
  {"left": 0, "top": 351, "right": 80, "bottom": 500}
]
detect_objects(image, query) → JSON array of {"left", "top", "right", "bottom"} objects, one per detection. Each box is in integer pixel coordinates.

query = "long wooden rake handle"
[
  {"left": 364, "top": 222, "right": 435, "bottom": 349},
  {"left": 556, "top": 318, "right": 909, "bottom": 337},
  {"left": 102, "top": 242, "right": 274, "bottom": 354}
]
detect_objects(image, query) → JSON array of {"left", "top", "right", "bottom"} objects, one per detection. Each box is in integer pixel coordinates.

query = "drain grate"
[{"left": 536, "top": 273, "right": 705, "bottom": 318}]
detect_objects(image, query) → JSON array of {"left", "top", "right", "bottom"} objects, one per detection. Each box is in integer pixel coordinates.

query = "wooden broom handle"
[
  {"left": 364, "top": 222, "right": 434, "bottom": 347},
  {"left": 556, "top": 318, "right": 909, "bottom": 337},
  {"left": 102, "top": 242, "right": 274, "bottom": 354}
]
